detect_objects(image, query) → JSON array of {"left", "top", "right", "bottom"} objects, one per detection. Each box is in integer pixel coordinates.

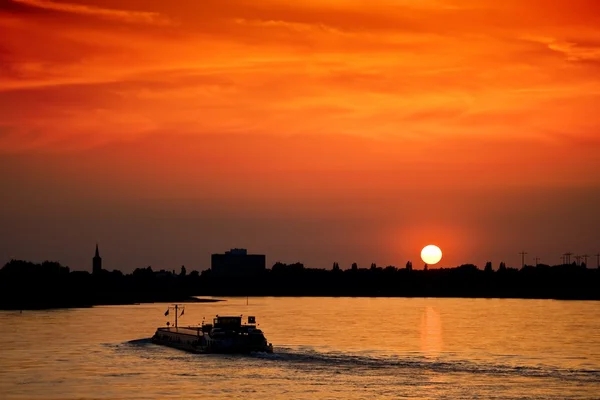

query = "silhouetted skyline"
[
  {"left": 2, "top": 241, "right": 600, "bottom": 275},
  {"left": 1, "top": 255, "right": 598, "bottom": 310}
]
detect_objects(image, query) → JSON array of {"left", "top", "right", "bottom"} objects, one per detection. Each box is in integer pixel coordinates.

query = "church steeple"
[{"left": 93, "top": 243, "right": 102, "bottom": 275}]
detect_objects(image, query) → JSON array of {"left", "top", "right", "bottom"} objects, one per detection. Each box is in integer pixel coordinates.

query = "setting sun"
[{"left": 421, "top": 245, "right": 442, "bottom": 265}]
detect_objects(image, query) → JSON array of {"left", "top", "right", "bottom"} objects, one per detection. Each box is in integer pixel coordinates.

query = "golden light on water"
[{"left": 420, "top": 306, "right": 443, "bottom": 356}]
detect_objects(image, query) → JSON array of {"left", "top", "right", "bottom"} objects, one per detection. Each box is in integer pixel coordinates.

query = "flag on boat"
[
  {"left": 180, "top": 309, "right": 185, "bottom": 317},
  {"left": 164, "top": 308, "right": 169, "bottom": 316}
]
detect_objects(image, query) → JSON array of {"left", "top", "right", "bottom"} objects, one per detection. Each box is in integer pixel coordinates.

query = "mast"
[{"left": 165, "top": 304, "right": 184, "bottom": 329}]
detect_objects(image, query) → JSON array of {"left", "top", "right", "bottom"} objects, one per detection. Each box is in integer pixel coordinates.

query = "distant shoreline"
[
  {"left": 187, "top": 297, "right": 225, "bottom": 303},
  {"left": 2, "top": 259, "right": 598, "bottom": 310},
  {"left": 0, "top": 297, "right": 225, "bottom": 311}
]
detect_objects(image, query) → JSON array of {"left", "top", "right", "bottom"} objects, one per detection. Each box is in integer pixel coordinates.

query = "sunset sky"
[{"left": 1, "top": 0, "right": 599, "bottom": 272}]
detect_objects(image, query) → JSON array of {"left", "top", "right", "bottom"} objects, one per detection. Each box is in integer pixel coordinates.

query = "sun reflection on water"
[{"left": 420, "top": 306, "right": 443, "bottom": 356}]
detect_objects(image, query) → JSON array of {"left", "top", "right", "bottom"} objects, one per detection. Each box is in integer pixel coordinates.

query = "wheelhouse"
[{"left": 213, "top": 316, "right": 243, "bottom": 329}]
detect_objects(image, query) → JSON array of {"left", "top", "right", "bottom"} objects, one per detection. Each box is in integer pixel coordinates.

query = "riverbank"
[
  {"left": 2, "top": 259, "right": 598, "bottom": 310},
  {"left": 0, "top": 296, "right": 224, "bottom": 311}
]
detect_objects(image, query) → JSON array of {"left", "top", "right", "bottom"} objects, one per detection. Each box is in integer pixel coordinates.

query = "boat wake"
[
  {"left": 250, "top": 347, "right": 599, "bottom": 384},
  {"left": 125, "top": 338, "right": 153, "bottom": 346},
  {"left": 115, "top": 339, "right": 598, "bottom": 385}
]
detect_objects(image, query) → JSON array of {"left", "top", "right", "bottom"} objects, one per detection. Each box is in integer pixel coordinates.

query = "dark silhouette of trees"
[
  {"left": 196, "top": 260, "right": 598, "bottom": 300},
  {"left": 1, "top": 257, "right": 598, "bottom": 310},
  {"left": 485, "top": 261, "right": 493, "bottom": 273},
  {"left": 0, "top": 260, "right": 205, "bottom": 310}
]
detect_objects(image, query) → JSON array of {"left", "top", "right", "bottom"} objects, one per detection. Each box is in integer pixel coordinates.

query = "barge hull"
[{"left": 152, "top": 327, "right": 273, "bottom": 354}]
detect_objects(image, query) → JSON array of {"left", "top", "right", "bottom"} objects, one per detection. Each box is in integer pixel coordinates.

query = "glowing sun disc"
[{"left": 421, "top": 245, "right": 442, "bottom": 265}]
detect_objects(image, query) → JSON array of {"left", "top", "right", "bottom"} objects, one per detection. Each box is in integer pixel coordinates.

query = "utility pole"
[
  {"left": 519, "top": 251, "right": 527, "bottom": 268},
  {"left": 534, "top": 257, "right": 540, "bottom": 266},
  {"left": 563, "top": 252, "right": 573, "bottom": 265},
  {"left": 582, "top": 254, "right": 589, "bottom": 266},
  {"left": 574, "top": 255, "right": 581, "bottom": 266},
  {"left": 560, "top": 255, "right": 565, "bottom": 265}
]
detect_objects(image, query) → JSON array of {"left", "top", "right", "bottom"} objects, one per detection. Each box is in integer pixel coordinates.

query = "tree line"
[{"left": 0, "top": 259, "right": 598, "bottom": 309}]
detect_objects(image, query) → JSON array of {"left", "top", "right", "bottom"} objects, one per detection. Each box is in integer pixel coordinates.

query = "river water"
[{"left": 1, "top": 297, "right": 598, "bottom": 399}]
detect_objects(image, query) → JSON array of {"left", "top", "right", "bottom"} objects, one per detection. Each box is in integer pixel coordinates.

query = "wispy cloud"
[
  {"left": 1, "top": 0, "right": 600, "bottom": 162},
  {"left": 9, "top": 0, "right": 173, "bottom": 25},
  {"left": 522, "top": 35, "right": 600, "bottom": 62}
]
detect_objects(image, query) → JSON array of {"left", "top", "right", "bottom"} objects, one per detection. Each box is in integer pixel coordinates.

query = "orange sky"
[{"left": 1, "top": 0, "right": 599, "bottom": 271}]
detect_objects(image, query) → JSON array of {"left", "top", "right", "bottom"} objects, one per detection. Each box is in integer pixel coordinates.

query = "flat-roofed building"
[{"left": 211, "top": 248, "right": 266, "bottom": 276}]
